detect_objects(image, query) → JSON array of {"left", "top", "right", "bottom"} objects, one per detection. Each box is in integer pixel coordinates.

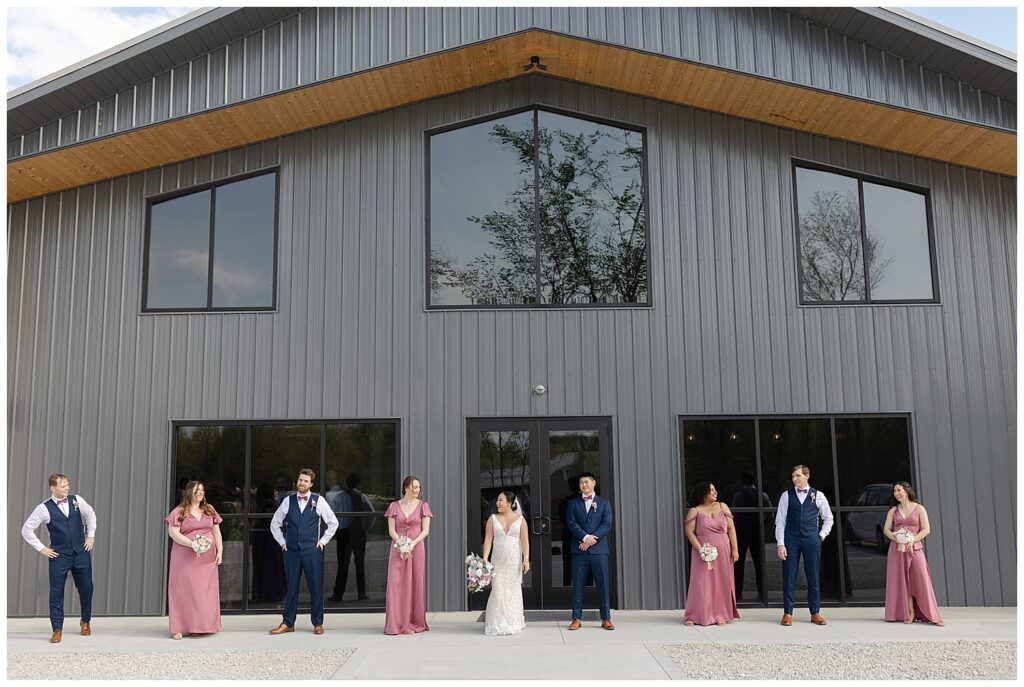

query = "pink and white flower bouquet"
[
  {"left": 894, "top": 528, "right": 915, "bottom": 553},
  {"left": 393, "top": 536, "right": 414, "bottom": 555},
  {"left": 191, "top": 534, "right": 212, "bottom": 554},
  {"left": 698, "top": 542, "right": 718, "bottom": 570},
  {"left": 465, "top": 553, "right": 495, "bottom": 593}
]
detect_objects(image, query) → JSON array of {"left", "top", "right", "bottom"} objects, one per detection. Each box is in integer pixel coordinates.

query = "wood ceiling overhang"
[{"left": 7, "top": 29, "right": 1016, "bottom": 203}]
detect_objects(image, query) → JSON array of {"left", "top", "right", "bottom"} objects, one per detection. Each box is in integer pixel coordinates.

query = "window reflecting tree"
[{"left": 429, "top": 109, "right": 647, "bottom": 306}]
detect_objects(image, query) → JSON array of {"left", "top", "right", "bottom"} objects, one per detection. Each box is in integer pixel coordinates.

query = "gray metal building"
[{"left": 7, "top": 7, "right": 1016, "bottom": 618}]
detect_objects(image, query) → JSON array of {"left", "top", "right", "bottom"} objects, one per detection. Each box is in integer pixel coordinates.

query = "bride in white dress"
[{"left": 482, "top": 491, "right": 530, "bottom": 635}]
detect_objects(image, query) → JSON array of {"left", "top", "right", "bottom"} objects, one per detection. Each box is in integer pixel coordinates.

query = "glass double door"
[{"left": 467, "top": 417, "right": 615, "bottom": 610}]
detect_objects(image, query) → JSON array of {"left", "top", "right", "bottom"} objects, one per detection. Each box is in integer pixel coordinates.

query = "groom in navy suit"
[{"left": 567, "top": 472, "right": 614, "bottom": 630}]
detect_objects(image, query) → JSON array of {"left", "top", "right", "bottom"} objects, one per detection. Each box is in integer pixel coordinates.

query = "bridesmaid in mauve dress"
[
  {"left": 883, "top": 482, "right": 943, "bottom": 626},
  {"left": 384, "top": 475, "right": 432, "bottom": 635},
  {"left": 164, "top": 481, "right": 223, "bottom": 639},
  {"left": 683, "top": 482, "right": 740, "bottom": 626}
]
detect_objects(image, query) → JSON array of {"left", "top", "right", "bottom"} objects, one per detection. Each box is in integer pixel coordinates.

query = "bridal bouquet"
[
  {"left": 894, "top": 528, "right": 915, "bottom": 553},
  {"left": 393, "top": 536, "right": 414, "bottom": 555},
  {"left": 465, "top": 553, "right": 494, "bottom": 593},
  {"left": 698, "top": 542, "right": 718, "bottom": 570},
  {"left": 191, "top": 534, "right": 212, "bottom": 554}
]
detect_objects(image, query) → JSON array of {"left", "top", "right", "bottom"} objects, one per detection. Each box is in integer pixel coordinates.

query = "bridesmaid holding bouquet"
[
  {"left": 384, "top": 475, "right": 432, "bottom": 635},
  {"left": 883, "top": 481, "right": 943, "bottom": 626},
  {"left": 683, "top": 482, "right": 740, "bottom": 626}
]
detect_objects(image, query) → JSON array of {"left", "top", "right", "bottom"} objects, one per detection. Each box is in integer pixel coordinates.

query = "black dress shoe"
[
  {"left": 327, "top": 595, "right": 343, "bottom": 602},
  {"left": 357, "top": 594, "right": 369, "bottom": 600}
]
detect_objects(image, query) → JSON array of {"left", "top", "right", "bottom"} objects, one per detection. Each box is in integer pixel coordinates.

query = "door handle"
[
  {"left": 538, "top": 516, "right": 551, "bottom": 535},
  {"left": 532, "top": 517, "right": 543, "bottom": 535}
]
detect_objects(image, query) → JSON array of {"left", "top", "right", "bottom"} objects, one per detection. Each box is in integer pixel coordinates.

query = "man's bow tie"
[
  {"left": 797, "top": 489, "right": 808, "bottom": 494},
  {"left": 298, "top": 495, "right": 309, "bottom": 501},
  {"left": 56, "top": 498, "right": 68, "bottom": 505}
]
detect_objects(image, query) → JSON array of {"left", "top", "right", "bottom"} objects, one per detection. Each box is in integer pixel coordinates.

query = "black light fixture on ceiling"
[{"left": 523, "top": 55, "right": 548, "bottom": 72}]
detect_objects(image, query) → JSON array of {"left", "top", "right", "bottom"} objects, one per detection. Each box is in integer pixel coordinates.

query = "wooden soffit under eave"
[{"left": 8, "top": 29, "right": 1016, "bottom": 203}]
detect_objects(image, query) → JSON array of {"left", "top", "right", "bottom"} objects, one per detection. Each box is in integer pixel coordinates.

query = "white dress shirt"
[
  {"left": 774, "top": 487, "right": 834, "bottom": 545},
  {"left": 270, "top": 492, "right": 339, "bottom": 548},
  {"left": 21, "top": 495, "right": 98, "bottom": 552}
]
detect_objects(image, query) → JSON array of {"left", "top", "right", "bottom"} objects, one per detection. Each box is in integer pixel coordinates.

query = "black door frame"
[{"left": 466, "top": 416, "right": 617, "bottom": 611}]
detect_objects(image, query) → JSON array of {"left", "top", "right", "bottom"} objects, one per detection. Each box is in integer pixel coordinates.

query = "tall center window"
[{"left": 428, "top": 107, "right": 649, "bottom": 307}]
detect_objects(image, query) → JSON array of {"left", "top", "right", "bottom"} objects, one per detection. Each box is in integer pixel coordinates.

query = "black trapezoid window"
[
  {"left": 793, "top": 161, "right": 938, "bottom": 305},
  {"left": 427, "top": 107, "right": 649, "bottom": 308},
  {"left": 143, "top": 169, "right": 278, "bottom": 312}
]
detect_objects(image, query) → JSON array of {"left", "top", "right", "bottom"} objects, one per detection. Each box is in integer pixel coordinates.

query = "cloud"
[{"left": 7, "top": 7, "right": 198, "bottom": 93}]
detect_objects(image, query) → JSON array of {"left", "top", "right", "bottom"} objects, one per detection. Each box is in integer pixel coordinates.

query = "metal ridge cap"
[
  {"left": 868, "top": 7, "right": 1016, "bottom": 69},
  {"left": 7, "top": 6, "right": 230, "bottom": 107}
]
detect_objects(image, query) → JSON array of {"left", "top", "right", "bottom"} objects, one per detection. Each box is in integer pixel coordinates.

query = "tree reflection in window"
[{"left": 429, "top": 108, "right": 647, "bottom": 306}]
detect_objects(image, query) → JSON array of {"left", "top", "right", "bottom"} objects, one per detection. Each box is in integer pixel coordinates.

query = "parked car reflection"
[{"left": 844, "top": 483, "right": 892, "bottom": 553}]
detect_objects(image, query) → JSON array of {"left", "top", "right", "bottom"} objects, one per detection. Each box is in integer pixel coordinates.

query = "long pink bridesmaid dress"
[
  {"left": 683, "top": 510, "right": 740, "bottom": 625},
  {"left": 164, "top": 507, "right": 223, "bottom": 636},
  {"left": 384, "top": 500, "right": 432, "bottom": 634},
  {"left": 884, "top": 505, "right": 943, "bottom": 625}
]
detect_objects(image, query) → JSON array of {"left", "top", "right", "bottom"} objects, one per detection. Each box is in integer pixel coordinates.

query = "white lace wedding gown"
[{"left": 484, "top": 514, "right": 526, "bottom": 636}]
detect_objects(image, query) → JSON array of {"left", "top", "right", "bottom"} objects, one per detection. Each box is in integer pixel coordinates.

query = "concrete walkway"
[{"left": 7, "top": 607, "right": 1015, "bottom": 680}]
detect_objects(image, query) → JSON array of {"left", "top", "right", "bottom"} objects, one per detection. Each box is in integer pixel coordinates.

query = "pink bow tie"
[
  {"left": 56, "top": 498, "right": 68, "bottom": 505},
  {"left": 797, "top": 489, "right": 808, "bottom": 494},
  {"left": 298, "top": 495, "right": 309, "bottom": 501},
  {"left": 584, "top": 496, "right": 593, "bottom": 501}
]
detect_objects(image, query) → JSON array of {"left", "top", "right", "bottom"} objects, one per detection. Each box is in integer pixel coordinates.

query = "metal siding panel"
[
  {"left": 298, "top": 9, "right": 317, "bottom": 86},
  {"left": 170, "top": 65, "right": 189, "bottom": 118},
  {"left": 244, "top": 32, "right": 262, "bottom": 100},
  {"left": 207, "top": 48, "right": 226, "bottom": 109},
  {"left": 281, "top": 14, "right": 300, "bottom": 90},
  {"left": 190, "top": 55, "right": 208, "bottom": 114},
  {"left": 151, "top": 72, "right": 171, "bottom": 123},
  {"left": 316, "top": 7, "right": 336, "bottom": 80},
  {"left": 225, "top": 40, "right": 244, "bottom": 104},
  {"left": 263, "top": 23, "right": 282, "bottom": 95},
  {"left": 40, "top": 121, "right": 60, "bottom": 152}
]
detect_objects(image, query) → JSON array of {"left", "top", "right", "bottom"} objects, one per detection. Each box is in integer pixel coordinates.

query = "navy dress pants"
[
  {"left": 282, "top": 547, "right": 324, "bottom": 627},
  {"left": 571, "top": 554, "right": 610, "bottom": 621},
  {"left": 783, "top": 534, "right": 821, "bottom": 614},
  {"left": 48, "top": 550, "right": 93, "bottom": 631}
]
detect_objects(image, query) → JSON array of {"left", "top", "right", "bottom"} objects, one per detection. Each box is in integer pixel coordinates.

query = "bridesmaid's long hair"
[
  {"left": 177, "top": 481, "right": 217, "bottom": 524},
  {"left": 690, "top": 482, "right": 714, "bottom": 508},
  {"left": 891, "top": 481, "right": 919, "bottom": 507}
]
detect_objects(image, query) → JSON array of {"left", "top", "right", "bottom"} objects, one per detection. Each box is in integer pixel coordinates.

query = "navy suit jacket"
[{"left": 566, "top": 494, "right": 612, "bottom": 556}]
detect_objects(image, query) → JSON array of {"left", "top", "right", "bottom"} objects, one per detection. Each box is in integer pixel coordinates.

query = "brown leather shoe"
[
  {"left": 780, "top": 614, "right": 793, "bottom": 626},
  {"left": 568, "top": 619, "right": 582, "bottom": 630},
  {"left": 268, "top": 623, "right": 295, "bottom": 635},
  {"left": 601, "top": 619, "right": 615, "bottom": 631},
  {"left": 49, "top": 629, "right": 62, "bottom": 643},
  {"left": 810, "top": 613, "right": 827, "bottom": 625},
  {"left": 313, "top": 625, "right": 324, "bottom": 635},
  {"left": 80, "top": 621, "right": 91, "bottom": 636}
]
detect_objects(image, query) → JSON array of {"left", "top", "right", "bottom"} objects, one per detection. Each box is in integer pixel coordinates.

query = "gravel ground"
[
  {"left": 7, "top": 648, "right": 354, "bottom": 680},
  {"left": 662, "top": 640, "right": 1016, "bottom": 680}
]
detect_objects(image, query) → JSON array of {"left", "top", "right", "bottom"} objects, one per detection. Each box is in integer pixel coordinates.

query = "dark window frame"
[
  {"left": 679, "top": 412, "right": 917, "bottom": 608},
  {"left": 792, "top": 159, "right": 940, "bottom": 306},
  {"left": 142, "top": 167, "right": 280, "bottom": 313},
  {"left": 425, "top": 104, "right": 652, "bottom": 310},
  {"left": 168, "top": 417, "right": 401, "bottom": 615}
]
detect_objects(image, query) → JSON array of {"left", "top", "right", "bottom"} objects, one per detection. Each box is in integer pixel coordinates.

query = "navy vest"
[
  {"left": 284, "top": 493, "right": 322, "bottom": 550},
  {"left": 785, "top": 486, "right": 820, "bottom": 539},
  {"left": 44, "top": 496, "right": 86, "bottom": 555}
]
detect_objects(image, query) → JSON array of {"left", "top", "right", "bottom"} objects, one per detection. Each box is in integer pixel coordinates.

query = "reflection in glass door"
[{"left": 467, "top": 418, "right": 614, "bottom": 611}]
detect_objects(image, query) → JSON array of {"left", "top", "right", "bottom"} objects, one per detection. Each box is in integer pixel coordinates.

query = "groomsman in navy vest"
[
  {"left": 269, "top": 469, "right": 338, "bottom": 635},
  {"left": 21, "top": 473, "right": 97, "bottom": 643},
  {"left": 566, "top": 472, "right": 614, "bottom": 631},
  {"left": 775, "top": 464, "right": 834, "bottom": 626}
]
